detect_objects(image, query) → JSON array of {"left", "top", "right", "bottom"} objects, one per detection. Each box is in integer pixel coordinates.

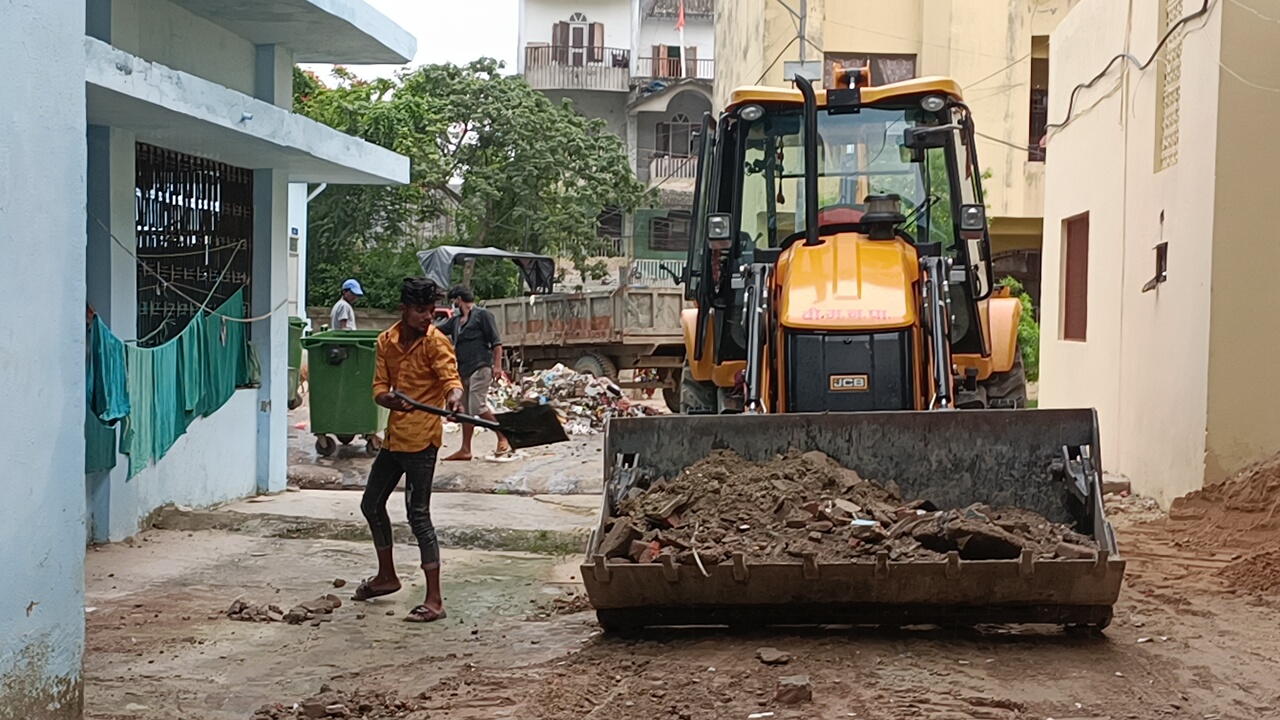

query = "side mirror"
[
  {"left": 959, "top": 204, "right": 986, "bottom": 233},
  {"left": 706, "top": 213, "right": 732, "bottom": 250}
]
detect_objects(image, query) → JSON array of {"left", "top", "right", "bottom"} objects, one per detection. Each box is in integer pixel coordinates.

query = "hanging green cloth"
[{"left": 85, "top": 315, "right": 130, "bottom": 474}]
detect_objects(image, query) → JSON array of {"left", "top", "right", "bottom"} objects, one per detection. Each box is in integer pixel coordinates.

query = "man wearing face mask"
[{"left": 439, "top": 285, "right": 511, "bottom": 460}]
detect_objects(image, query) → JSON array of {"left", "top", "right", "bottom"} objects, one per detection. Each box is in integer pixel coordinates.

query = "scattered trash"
[
  {"left": 490, "top": 364, "right": 659, "bottom": 435},
  {"left": 748, "top": 713, "right": 776, "bottom": 719}
]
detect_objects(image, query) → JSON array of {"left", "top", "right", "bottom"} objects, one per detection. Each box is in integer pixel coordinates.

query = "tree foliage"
[
  {"left": 294, "top": 60, "right": 645, "bottom": 309},
  {"left": 999, "top": 276, "right": 1040, "bottom": 382}
]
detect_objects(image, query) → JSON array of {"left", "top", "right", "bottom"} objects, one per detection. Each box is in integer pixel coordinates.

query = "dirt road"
[{"left": 85, "top": 462, "right": 1280, "bottom": 720}]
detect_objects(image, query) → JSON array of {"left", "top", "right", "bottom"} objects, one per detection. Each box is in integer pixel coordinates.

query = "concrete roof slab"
[
  {"left": 85, "top": 38, "right": 409, "bottom": 185},
  {"left": 164, "top": 0, "right": 416, "bottom": 64}
]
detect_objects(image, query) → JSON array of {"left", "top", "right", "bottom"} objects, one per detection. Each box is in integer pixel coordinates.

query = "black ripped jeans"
[{"left": 360, "top": 447, "right": 440, "bottom": 567}]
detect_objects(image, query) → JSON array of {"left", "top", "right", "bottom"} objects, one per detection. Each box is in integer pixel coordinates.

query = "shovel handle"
[{"left": 390, "top": 390, "right": 501, "bottom": 431}]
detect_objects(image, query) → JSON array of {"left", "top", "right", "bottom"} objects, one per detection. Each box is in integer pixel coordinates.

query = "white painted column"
[{"left": 0, "top": 0, "right": 88, "bottom": 714}]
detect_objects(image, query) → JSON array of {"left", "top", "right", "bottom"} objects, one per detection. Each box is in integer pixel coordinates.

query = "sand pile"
[{"left": 597, "top": 450, "right": 1097, "bottom": 566}]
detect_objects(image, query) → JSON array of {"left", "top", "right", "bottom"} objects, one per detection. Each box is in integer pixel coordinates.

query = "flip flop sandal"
[
  {"left": 404, "top": 604, "right": 447, "bottom": 623},
  {"left": 352, "top": 577, "right": 400, "bottom": 602}
]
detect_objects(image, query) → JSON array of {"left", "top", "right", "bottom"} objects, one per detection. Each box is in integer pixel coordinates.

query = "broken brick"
[
  {"left": 599, "top": 520, "right": 642, "bottom": 559},
  {"left": 1055, "top": 541, "right": 1098, "bottom": 560},
  {"left": 807, "top": 521, "right": 834, "bottom": 533},
  {"left": 774, "top": 675, "right": 812, "bottom": 704}
]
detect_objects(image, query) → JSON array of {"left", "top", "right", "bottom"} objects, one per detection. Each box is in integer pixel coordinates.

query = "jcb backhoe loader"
[{"left": 582, "top": 72, "right": 1124, "bottom": 632}]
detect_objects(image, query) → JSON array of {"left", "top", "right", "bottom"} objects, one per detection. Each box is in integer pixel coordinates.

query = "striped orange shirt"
[{"left": 372, "top": 322, "right": 464, "bottom": 452}]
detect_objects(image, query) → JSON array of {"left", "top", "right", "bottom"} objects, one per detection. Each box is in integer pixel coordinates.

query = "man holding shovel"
[{"left": 354, "top": 277, "right": 463, "bottom": 623}]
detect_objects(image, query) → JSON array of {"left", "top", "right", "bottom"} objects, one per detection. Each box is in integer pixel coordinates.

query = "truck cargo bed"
[{"left": 583, "top": 410, "right": 1125, "bottom": 632}]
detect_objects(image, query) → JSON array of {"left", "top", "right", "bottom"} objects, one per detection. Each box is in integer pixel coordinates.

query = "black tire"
[
  {"left": 287, "top": 396, "right": 302, "bottom": 411},
  {"left": 980, "top": 349, "right": 1028, "bottom": 409},
  {"left": 679, "top": 361, "right": 717, "bottom": 415},
  {"left": 573, "top": 353, "right": 618, "bottom": 380},
  {"left": 315, "top": 435, "right": 337, "bottom": 457}
]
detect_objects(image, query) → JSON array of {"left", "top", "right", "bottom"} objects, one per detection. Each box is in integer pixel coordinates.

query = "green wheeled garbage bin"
[
  {"left": 287, "top": 317, "right": 307, "bottom": 410},
  {"left": 300, "top": 330, "right": 388, "bottom": 456}
]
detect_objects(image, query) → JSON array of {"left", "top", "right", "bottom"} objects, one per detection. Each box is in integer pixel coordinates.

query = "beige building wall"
[
  {"left": 1041, "top": 0, "right": 1224, "bottom": 504},
  {"left": 1205, "top": 0, "right": 1280, "bottom": 487}
]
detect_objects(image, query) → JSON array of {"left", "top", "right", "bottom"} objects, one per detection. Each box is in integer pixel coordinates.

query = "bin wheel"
[
  {"left": 315, "top": 435, "right": 337, "bottom": 457},
  {"left": 336, "top": 434, "right": 355, "bottom": 445},
  {"left": 365, "top": 434, "right": 382, "bottom": 454},
  {"left": 287, "top": 396, "right": 302, "bottom": 411}
]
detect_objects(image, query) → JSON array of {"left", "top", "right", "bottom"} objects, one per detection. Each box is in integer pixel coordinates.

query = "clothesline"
[{"left": 86, "top": 289, "right": 257, "bottom": 477}]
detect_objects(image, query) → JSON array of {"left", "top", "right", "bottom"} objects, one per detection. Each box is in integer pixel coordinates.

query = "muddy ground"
[{"left": 84, "top": 451, "right": 1280, "bottom": 720}]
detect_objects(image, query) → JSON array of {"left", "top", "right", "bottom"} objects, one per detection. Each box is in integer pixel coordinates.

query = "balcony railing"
[
  {"left": 523, "top": 45, "right": 631, "bottom": 92},
  {"left": 649, "top": 155, "right": 697, "bottom": 185},
  {"left": 635, "top": 56, "right": 715, "bottom": 81},
  {"left": 647, "top": 0, "right": 714, "bottom": 19}
]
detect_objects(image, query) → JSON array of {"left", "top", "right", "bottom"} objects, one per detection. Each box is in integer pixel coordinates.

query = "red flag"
[{"left": 675, "top": 0, "right": 685, "bottom": 30}]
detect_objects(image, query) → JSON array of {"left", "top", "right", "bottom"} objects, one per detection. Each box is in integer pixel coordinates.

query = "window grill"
[{"left": 135, "top": 143, "right": 253, "bottom": 347}]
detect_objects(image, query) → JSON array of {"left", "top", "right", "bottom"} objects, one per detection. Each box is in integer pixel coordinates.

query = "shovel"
[{"left": 391, "top": 390, "right": 569, "bottom": 450}]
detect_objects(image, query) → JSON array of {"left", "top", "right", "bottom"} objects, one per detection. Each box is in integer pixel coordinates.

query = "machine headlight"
[
  {"left": 921, "top": 95, "right": 947, "bottom": 112},
  {"left": 740, "top": 104, "right": 765, "bottom": 121}
]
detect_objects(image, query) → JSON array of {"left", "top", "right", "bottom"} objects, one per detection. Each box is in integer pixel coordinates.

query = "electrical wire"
[
  {"left": 962, "top": 52, "right": 1034, "bottom": 91},
  {"left": 1218, "top": 61, "right": 1280, "bottom": 93},
  {"left": 823, "top": 18, "right": 1024, "bottom": 62},
  {"left": 1045, "top": 0, "right": 1215, "bottom": 134},
  {"left": 1226, "top": 0, "right": 1280, "bottom": 24},
  {"left": 756, "top": 36, "right": 800, "bottom": 85}
]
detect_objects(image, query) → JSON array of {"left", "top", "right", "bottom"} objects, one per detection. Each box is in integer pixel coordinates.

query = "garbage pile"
[
  {"left": 490, "top": 364, "right": 659, "bottom": 435},
  {"left": 598, "top": 450, "right": 1099, "bottom": 566}
]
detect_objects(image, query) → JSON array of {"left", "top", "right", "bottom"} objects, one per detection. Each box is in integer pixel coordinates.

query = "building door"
[{"left": 569, "top": 12, "right": 588, "bottom": 66}]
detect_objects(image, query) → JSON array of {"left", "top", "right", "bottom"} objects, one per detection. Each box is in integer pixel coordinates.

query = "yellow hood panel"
[{"left": 776, "top": 233, "right": 920, "bottom": 330}]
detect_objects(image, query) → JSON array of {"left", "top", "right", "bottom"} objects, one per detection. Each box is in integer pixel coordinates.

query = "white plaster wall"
[
  {"left": 111, "top": 0, "right": 258, "bottom": 97},
  {"left": 1041, "top": 0, "right": 1221, "bottom": 504},
  {"left": 93, "top": 392, "right": 259, "bottom": 541},
  {"left": 0, "top": 0, "right": 87, "bottom": 713},
  {"left": 521, "top": 0, "right": 634, "bottom": 72},
  {"left": 289, "top": 183, "right": 310, "bottom": 318},
  {"left": 1038, "top": 0, "right": 1128, "bottom": 482},
  {"left": 550, "top": 89, "right": 630, "bottom": 142}
]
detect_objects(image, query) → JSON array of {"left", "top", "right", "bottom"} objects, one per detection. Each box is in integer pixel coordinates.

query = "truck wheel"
[
  {"left": 982, "top": 350, "right": 1028, "bottom": 409},
  {"left": 573, "top": 353, "right": 618, "bottom": 380},
  {"left": 680, "top": 362, "right": 716, "bottom": 415}
]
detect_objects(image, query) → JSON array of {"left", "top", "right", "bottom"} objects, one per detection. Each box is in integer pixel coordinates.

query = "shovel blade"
[{"left": 494, "top": 404, "right": 570, "bottom": 449}]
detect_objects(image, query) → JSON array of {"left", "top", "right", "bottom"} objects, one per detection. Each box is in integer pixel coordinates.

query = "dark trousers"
[{"left": 360, "top": 447, "right": 440, "bottom": 567}]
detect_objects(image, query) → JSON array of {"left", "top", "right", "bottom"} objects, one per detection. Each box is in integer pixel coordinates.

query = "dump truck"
[
  {"left": 581, "top": 71, "right": 1124, "bottom": 632},
  {"left": 419, "top": 246, "right": 687, "bottom": 410}
]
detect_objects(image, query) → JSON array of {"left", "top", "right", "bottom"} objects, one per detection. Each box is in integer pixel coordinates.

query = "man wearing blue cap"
[{"left": 331, "top": 279, "right": 364, "bottom": 330}]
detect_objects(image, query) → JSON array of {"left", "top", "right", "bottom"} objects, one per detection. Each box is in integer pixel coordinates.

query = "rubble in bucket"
[
  {"left": 488, "top": 364, "right": 659, "bottom": 435},
  {"left": 598, "top": 450, "right": 1099, "bottom": 566}
]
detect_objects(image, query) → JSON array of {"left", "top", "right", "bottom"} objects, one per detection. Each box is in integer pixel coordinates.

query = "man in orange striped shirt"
[{"left": 353, "top": 277, "right": 463, "bottom": 623}]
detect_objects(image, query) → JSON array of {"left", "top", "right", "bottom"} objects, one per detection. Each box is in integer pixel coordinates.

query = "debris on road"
[
  {"left": 603, "top": 450, "right": 1097, "bottom": 565},
  {"left": 253, "top": 687, "right": 427, "bottom": 719},
  {"left": 332, "top": 578, "right": 347, "bottom": 588},
  {"left": 490, "top": 364, "right": 660, "bottom": 435},
  {"left": 756, "top": 647, "right": 791, "bottom": 665},
  {"left": 227, "top": 595, "right": 343, "bottom": 625},
  {"left": 774, "top": 675, "right": 812, "bottom": 705}
]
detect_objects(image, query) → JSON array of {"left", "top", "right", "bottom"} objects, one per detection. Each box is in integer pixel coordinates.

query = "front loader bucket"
[{"left": 582, "top": 409, "right": 1125, "bottom": 631}]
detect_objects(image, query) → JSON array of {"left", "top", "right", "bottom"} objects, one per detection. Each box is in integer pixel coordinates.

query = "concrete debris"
[
  {"left": 489, "top": 364, "right": 660, "bottom": 435},
  {"left": 774, "top": 675, "right": 812, "bottom": 705},
  {"left": 602, "top": 450, "right": 1098, "bottom": 565},
  {"left": 756, "top": 647, "right": 791, "bottom": 665},
  {"left": 332, "top": 578, "right": 347, "bottom": 588},
  {"left": 228, "top": 595, "right": 342, "bottom": 625}
]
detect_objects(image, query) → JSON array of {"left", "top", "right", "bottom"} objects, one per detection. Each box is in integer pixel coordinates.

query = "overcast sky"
[{"left": 302, "top": 0, "right": 520, "bottom": 81}]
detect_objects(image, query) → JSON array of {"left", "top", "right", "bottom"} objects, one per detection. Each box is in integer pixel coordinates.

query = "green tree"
[
  {"left": 998, "top": 276, "right": 1040, "bottom": 382},
  {"left": 294, "top": 61, "right": 645, "bottom": 309}
]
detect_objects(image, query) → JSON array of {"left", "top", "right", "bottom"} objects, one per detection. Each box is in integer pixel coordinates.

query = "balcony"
[
  {"left": 648, "top": 155, "right": 697, "bottom": 186},
  {"left": 523, "top": 45, "right": 631, "bottom": 93},
  {"left": 645, "top": 0, "right": 715, "bottom": 19},
  {"left": 635, "top": 56, "right": 715, "bottom": 82}
]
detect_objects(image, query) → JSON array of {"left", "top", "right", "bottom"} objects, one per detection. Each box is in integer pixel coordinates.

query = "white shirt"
[{"left": 330, "top": 298, "right": 356, "bottom": 330}]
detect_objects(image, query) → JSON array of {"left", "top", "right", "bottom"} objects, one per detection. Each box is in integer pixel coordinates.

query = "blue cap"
[{"left": 342, "top": 279, "right": 364, "bottom": 296}]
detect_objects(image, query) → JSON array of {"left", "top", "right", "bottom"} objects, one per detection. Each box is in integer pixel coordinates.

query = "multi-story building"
[
  {"left": 715, "top": 0, "right": 1082, "bottom": 307},
  {"left": 517, "top": 0, "right": 716, "bottom": 270}
]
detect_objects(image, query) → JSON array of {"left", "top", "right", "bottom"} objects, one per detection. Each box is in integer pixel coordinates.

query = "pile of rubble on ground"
[
  {"left": 489, "top": 364, "right": 659, "bottom": 435},
  {"left": 597, "top": 450, "right": 1099, "bottom": 566},
  {"left": 227, "top": 594, "right": 343, "bottom": 627},
  {"left": 253, "top": 686, "right": 427, "bottom": 719}
]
